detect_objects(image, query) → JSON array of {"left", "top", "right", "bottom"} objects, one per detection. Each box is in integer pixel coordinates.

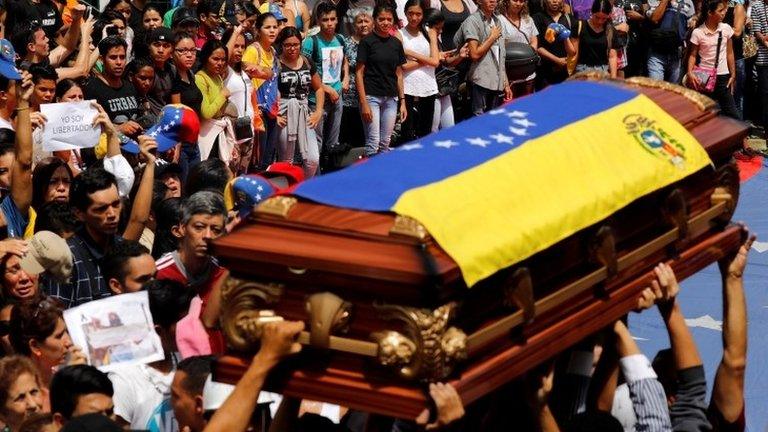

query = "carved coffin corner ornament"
[
  {"left": 503, "top": 267, "right": 535, "bottom": 324},
  {"left": 255, "top": 196, "right": 298, "bottom": 218},
  {"left": 389, "top": 215, "right": 431, "bottom": 241},
  {"left": 220, "top": 276, "right": 285, "bottom": 352},
  {"left": 306, "top": 292, "right": 353, "bottom": 349},
  {"left": 588, "top": 226, "right": 618, "bottom": 279},
  {"left": 372, "top": 302, "right": 467, "bottom": 382},
  {"left": 624, "top": 76, "right": 718, "bottom": 111}
]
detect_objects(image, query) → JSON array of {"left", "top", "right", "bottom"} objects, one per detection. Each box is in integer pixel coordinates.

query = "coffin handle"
[
  {"left": 662, "top": 189, "right": 689, "bottom": 241},
  {"left": 588, "top": 226, "right": 618, "bottom": 279},
  {"left": 306, "top": 292, "right": 353, "bottom": 349},
  {"left": 503, "top": 267, "right": 535, "bottom": 325}
]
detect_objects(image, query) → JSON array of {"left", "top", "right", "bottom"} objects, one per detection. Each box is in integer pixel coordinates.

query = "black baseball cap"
[{"left": 148, "top": 27, "right": 174, "bottom": 43}]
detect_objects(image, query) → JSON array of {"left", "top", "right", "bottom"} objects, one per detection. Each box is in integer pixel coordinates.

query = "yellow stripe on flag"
[{"left": 393, "top": 94, "right": 713, "bottom": 287}]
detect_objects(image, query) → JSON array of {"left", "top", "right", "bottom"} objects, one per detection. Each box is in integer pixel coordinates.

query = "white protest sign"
[
  {"left": 41, "top": 101, "right": 101, "bottom": 152},
  {"left": 63, "top": 291, "right": 165, "bottom": 372}
]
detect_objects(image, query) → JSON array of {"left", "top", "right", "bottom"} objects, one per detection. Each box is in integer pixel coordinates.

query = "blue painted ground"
[{"left": 629, "top": 162, "right": 768, "bottom": 431}]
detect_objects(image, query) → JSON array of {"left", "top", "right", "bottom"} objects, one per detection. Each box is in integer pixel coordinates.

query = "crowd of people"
[{"left": 0, "top": 0, "right": 758, "bottom": 429}]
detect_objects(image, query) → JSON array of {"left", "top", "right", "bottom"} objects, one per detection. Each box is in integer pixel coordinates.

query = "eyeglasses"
[{"left": 175, "top": 48, "right": 197, "bottom": 55}]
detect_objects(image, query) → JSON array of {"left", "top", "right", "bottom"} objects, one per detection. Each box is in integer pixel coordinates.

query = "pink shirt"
[{"left": 690, "top": 23, "right": 734, "bottom": 75}]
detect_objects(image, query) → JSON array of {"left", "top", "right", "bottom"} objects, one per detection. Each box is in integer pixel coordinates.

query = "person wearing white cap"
[{"left": 0, "top": 231, "right": 72, "bottom": 304}]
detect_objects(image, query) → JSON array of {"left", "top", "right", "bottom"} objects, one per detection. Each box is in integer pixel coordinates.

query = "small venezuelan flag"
[{"left": 293, "top": 81, "right": 713, "bottom": 287}]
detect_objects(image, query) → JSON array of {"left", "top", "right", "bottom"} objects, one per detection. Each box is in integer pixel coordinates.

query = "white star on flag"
[
  {"left": 164, "top": 125, "right": 171, "bottom": 131},
  {"left": 505, "top": 110, "right": 527, "bottom": 118},
  {"left": 466, "top": 137, "right": 491, "bottom": 147},
  {"left": 512, "top": 118, "right": 536, "bottom": 128},
  {"left": 509, "top": 126, "right": 528, "bottom": 136},
  {"left": 489, "top": 109, "right": 506, "bottom": 115},
  {"left": 255, "top": 194, "right": 262, "bottom": 201},
  {"left": 150, "top": 131, "right": 158, "bottom": 137},
  {"left": 257, "top": 185, "right": 264, "bottom": 192},
  {"left": 490, "top": 133, "right": 515, "bottom": 144},
  {"left": 399, "top": 143, "right": 423, "bottom": 151},
  {"left": 434, "top": 140, "right": 458, "bottom": 149}
]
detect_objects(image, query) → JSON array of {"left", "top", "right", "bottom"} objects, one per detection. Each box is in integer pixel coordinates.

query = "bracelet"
[{"left": 14, "top": 107, "right": 29, "bottom": 112}]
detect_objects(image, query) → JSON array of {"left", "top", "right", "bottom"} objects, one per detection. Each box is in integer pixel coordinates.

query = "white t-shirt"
[
  {"left": 0, "top": 117, "right": 13, "bottom": 130},
  {"left": 399, "top": 28, "right": 438, "bottom": 97},
  {"left": 224, "top": 66, "right": 255, "bottom": 119},
  {"left": 109, "top": 363, "right": 179, "bottom": 432},
  {"left": 499, "top": 14, "right": 539, "bottom": 82}
]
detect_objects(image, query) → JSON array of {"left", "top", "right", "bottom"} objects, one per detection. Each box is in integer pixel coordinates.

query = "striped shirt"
[
  {"left": 620, "top": 354, "right": 673, "bottom": 432},
  {"left": 753, "top": 0, "right": 768, "bottom": 65}
]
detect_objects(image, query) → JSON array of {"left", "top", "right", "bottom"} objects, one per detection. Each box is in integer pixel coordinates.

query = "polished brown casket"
[{"left": 211, "top": 76, "right": 748, "bottom": 420}]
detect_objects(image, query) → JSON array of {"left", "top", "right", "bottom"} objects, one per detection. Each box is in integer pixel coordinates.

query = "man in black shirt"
[
  {"left": 6, "top": 0, "right": 63, "bottom": 44},
  {"left": 11, "top": 5, "right": 84, "bottom": 70},
  {"left": 146, "top": 27, "right": 175, "bottom": 116},
  {"left": 84, "top": 36, "right": 142, "bottom": 136}
]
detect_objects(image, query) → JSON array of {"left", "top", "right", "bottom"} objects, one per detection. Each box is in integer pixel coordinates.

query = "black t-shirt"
[
  {"left": 7, "top": 0, "right": 63, "bottom": 43},
  {"left": 724, "top": 5, "right": 743, "bottom": 60},
  {"left": 171, "top": 69, "right": 203, "bottom": 114},
  {"left": 148, "top": 62, "right": 174, "bottom": 116},
  {"left": 278, "top": 57, "right": 317, "bottom": 100},
  {"left": 84, "top": 77, "right": 140, "bottom": 124},
  {"left": 576, "top": 20, "right": 610, "bottom": 66},
  {"left": 533, "top": 12, "right": 575, "bottom": 59},
  {"left": 356, "top": 33, "right": 406, "bottom": 97}
]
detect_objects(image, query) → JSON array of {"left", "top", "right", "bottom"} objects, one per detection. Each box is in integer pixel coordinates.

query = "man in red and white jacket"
[{"left": 156, "top": 190, "right": 228, "bottom": 357}]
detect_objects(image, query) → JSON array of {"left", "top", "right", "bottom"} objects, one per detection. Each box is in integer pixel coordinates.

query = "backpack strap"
[
  {"left": 311, "top": 35, "right": 322, "bottom": 66},
  {"left": 335, "top": 34, "right": 346, "bottom": 54}
]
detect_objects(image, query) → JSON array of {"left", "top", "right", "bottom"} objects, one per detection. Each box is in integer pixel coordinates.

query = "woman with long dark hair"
[
  {"left": 223, "top": 26, "right": 258, "bottom": 173},
  {"left": 396, "top": 0, "right": 440, "bottom": 142},
  {"left": 686, "top": 0, "right": 740, "bottom": 119},
  {"left": 356, "top": 3, "right": 407, "bottom": 156},
  {"left": 9, "top": 297, "right": 86, "bottom": 385},
  {"left": 275, "top": 26, "right": 324, "bottom": 178},
  {"left": 425, "top": 9, "right": 468, "bottom": 130},
  {"left": 500, "top": 0, "right": 539, "bottom": 96},
  {"left": 171, "top": 32, "right": 204, "bottom": 179},
  {"left": 571, "top": 0, "right": 618, "bottom": 77},
  {"left": 196, "top": 40, "right": 235, "bottom": 162},
  {"left": 243, "top": 13, "right": 281, "bottom": 170}
]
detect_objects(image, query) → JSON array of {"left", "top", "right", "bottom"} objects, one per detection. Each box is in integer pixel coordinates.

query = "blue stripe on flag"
[{"left": 294, "top": 81, "right": 638, "bottom": 211}]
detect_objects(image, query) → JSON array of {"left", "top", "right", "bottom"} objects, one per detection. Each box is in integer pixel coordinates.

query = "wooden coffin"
[{"left": 211, "top": 77, "right": 748, "bottom": 419}]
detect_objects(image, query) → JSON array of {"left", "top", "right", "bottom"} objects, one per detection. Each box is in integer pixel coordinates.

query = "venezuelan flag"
[{"left": 293, "top": 81, "right": 713, "bottom": 287}]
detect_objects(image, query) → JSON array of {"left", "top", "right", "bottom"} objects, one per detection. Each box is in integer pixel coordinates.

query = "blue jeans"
[
  {"left": 311, "top": 95, "right": 343, "bottom": 153},
  {"left": 363, "top": 95, "right": 398, "bottom": 156},
  {"left": 178, "top": 143, "right": 200, "bottom": 184},
  {"left": 647, "top": 49, "right": 682, "bottom": 84},
  {"left": 256, "top": 107, "right": 278, "bottom": 170},
  {"left": 734, "top": 57, "right": 745, "bottom": 115}
]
